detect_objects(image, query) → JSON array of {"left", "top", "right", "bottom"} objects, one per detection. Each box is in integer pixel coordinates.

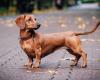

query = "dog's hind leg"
[
  {"left": 66, "top": 49, "right": 81, "bottom": 66},
  {"left": 70, "top": 48, "right": 87, "bottom": 68},
  {"left": 79, "top": 49, "right": 87, "bottom": 68}
]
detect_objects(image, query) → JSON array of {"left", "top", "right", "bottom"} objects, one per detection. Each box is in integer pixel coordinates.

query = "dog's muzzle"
[{"left": 33, "top": 23, "right": 41, "bottom": 30}]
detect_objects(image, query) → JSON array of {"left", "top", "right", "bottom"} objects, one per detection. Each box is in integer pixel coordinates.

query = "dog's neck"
[{"left": 20, "top": 29, "right": 36, "bottom": 40}]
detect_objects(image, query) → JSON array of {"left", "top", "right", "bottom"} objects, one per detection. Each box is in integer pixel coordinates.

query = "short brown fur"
[{"left": 15, "top": 14, "right": 100, "bottom": 68}]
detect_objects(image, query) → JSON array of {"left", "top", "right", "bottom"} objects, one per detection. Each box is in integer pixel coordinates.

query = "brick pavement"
[{"left": 0, "top": 10, "right": 100, "bottom": 80}]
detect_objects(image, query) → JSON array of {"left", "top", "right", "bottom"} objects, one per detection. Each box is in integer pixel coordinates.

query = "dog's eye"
[
  {"left": 34, "top": 18, "right": 36, "bottom": 21},
  {"left": 28, "top": 18, "right": 32, "bottom": 21}
]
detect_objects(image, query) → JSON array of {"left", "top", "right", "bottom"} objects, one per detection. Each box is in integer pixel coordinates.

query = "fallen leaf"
[
  {"left": 43, "top": 21, "right": 48, "bottom": 27},
  {"left": 92, "top": 16, "right": 97, "bottom": 20},
  {"left": 60, "top": 57, "right": 75, "bottom": 61},
  {"left": 81, "top": 39, "right": 87, "bottom": 42},
  {"left": 95, "top": 59, "right": 100, "bottom": 62},
  {"left": 78, "top": 23, "right": 86, "bottom": 29},
  {"left": 97, "top": 39, "right": 100, "bottom": 42},
  {"left": 61, "top": 24, "right": 66, "bottom": 28},
  {"left": 76, "top": 17, "right": 86, "bottom": 29},
  {"left": 76, "top": 16, "right": 82, "bottom": 22},
  {"left": 26, "top": 70, "right": 31, "bottom": 73},
  {"left": 48, "top": 70, "right": 57, "bottom": 74}
]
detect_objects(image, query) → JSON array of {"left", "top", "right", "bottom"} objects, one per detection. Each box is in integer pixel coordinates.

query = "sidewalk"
[{"left": 0, "top": 7, "right": 100, "bottom": 80}]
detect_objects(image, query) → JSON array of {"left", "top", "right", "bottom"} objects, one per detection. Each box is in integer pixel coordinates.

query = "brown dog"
[{"left": 15, "top": 14, "right": 100, "bottom": 68}]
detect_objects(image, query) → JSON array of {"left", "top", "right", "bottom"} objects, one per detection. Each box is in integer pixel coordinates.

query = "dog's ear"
[{"left": 15, "top": 15, "right": 25, "bottom": 29}]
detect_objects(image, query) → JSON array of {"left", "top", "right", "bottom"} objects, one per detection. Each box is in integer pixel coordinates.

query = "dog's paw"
[
  {"left": 81, "top": 64, "right": 87, "bottom": 68},
  {"left": 32, "top": 64, "right": 39, "bottom": 68},
  {"left": 24, "top": 63, "right": 32, "bottom": 67},
  {"left": 70, "top": 63, "right": 77, "bottom": 67},
  {"left": 70, "top": 61, "right": 77, "bottom": 67}
]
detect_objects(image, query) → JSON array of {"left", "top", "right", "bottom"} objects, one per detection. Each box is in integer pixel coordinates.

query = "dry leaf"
[
  {"left": 43, "top": 21, "right": 48, "bottom": 27},
  {"left": 92, "top": 16, "right": 97, "bottom": 20},
  {"left": 58, "top": 20, "right": 64, "bottom": 24},
  {"left": 48, "top": 70, "right": 57, "bottom": 74},
  {"left": 97, "top": 39, "right": 100, "bottom": 42},
  {"left": 61, "top": 24, "right": 66, "bottom": 28},
  {"left": 60, "top": 57, "right": 75, "bottom": 61},
  {"left": 78, "top": 23, "right": 86, "bottom": 29},
  {"left": 95, "top": 59, "right": 100, "bottom": 62},
  {"left": 8, "top": 24, "right": 14, "bottom": 27},
  {"left": 76, "top": 16, "right": 86, "bottom": 29},
  {"left": 26, "top": 70, "right": 31, "bottom": 73},
  {"left": 77, "top": 17, "right": 82, "bottom": 22},
  {"left": 81, "top": 39, "right": 87, "bottom": 42}
]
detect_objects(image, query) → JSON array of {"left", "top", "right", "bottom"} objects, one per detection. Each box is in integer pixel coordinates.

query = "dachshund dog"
[{"left": 15, "top": 14, "right": 100, "bottom": 68}]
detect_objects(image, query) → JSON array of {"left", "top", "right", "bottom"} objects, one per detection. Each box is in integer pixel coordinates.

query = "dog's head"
[{"left": 15, "top": 14, "right": 41, "bottom": 30}]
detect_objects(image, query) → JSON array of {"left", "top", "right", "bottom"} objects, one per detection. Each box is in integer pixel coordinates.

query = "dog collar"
[
  {"left": 19, "top": 29, "right": 35, "bottom": 40},
  {"left": 19, "top": 33, "right": 32, "bottom": 40}
]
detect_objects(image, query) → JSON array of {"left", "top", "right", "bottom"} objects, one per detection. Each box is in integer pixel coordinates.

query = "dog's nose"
[
  {"left": 33, "top": 23, "right": 41, "bottom": 30},
  {"left": 37, "top": 23, "right": 41, "bottom": 27}
]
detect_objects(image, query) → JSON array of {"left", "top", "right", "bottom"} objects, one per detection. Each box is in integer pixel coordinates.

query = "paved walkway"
[{"left": 0, "top": 9, "right": 100, "bottom": 80}]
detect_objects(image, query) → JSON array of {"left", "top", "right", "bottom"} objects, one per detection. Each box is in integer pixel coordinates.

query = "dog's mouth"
[
  {"left": 26, "top": 23, "right": 41, "bottom": 30},
  {"left": 34, "top": 23, "right": 41, "bottom": 30}
]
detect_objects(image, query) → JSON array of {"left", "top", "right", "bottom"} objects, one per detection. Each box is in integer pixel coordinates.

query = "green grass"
[
  {"left": 0, "top": 7, "right": 8, "bottom": 15},
  {"left": 81, "top": 0, "right": 96, "bottom": 3}
]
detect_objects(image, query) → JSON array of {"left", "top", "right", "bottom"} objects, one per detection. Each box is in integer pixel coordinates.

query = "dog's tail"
[{"left": 75, "top": 21, "right": 100, "bottom": 36}]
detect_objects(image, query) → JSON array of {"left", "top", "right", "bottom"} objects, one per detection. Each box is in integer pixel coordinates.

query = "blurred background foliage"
[{"left": 0, "top": 0, "right": 99, "bottom": 15}]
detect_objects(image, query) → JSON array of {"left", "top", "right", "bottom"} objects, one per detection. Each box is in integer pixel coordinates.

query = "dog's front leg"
[
  {"left": 24, "top": 55, "right": 33, "bottom": 67},
  {"left": 32, "top": 48, "right": 41, "bottom": 68}
]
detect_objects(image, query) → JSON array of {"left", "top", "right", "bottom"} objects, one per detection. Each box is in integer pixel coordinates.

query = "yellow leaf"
[
  {"left": 61, "top": 24, "right": 66, "bottom": 28},
  {"left": 92, "top": 16, "right": 97, "bottom": 20}
]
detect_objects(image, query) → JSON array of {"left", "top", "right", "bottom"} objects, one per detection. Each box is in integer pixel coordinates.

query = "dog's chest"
[{"left": 20, "top": 39, "right": 35, "bottom": 53}]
